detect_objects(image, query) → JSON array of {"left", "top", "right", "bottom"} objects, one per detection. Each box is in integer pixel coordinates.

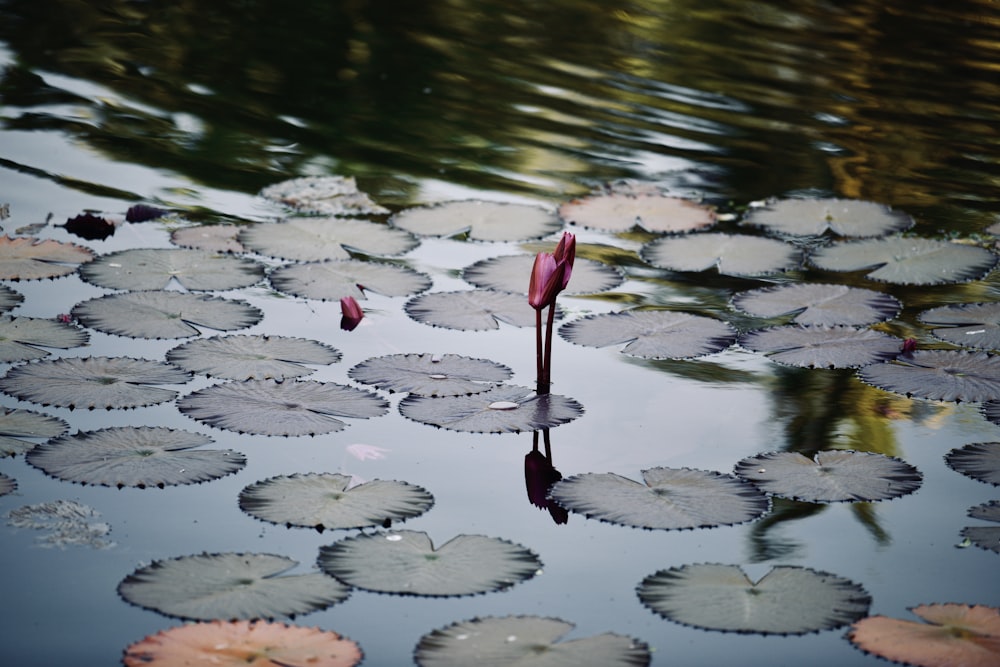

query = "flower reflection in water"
[{"left": 524, "top": 429, "right": 568, "bottom": 525}]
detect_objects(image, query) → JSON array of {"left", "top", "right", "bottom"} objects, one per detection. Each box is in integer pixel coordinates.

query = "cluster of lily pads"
[{"left": 1, "top": 175, "right": 999, "bottom": 665}]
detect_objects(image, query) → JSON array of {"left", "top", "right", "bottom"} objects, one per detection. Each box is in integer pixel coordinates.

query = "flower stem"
[{"left": 535, "top": 307, "right": 547, "bottom": 395}]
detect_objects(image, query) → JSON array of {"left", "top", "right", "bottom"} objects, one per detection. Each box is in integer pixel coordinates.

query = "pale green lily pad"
[
  {"left": 317, "top": 530, "right": 541, "bottom": 597},
  {"left": 399, "top": 385, "right": 583, "bottom": 433},
  {"left": 170, "top": 223, "right": 246, "bottom": 253},
  {"left": 240, "top": 217, "right": 417, "bottom": 261},
  {"left": 414, "top": 616, "right": 652, "bottom": 667},
  {"left": 547, "top": 467, "right": 769, "bottom": 530},
  {"left": 641, "top": 233, "right": 800, "bottom": 276},
  {"left": 269, "top": 259, "right": 432, "bottom": 301},
  {"left": 857, "top": 350, "right": 1000, "bottom": 402},
  {"left": 78, "top": 248, "right": 265, "bottom": 291},
  {"left": 259, "top": 175, "right": 390, "bottom": 216},
  {"left": 734, "top": 450, "right": 922, "bottom": 502},
  {"left": 26, "top": 426, "right": 246, "bottom": 488},
  {"left": 809, "top": 236, "right": 998, "bottom": 285},
  {"left": 0, "top": 235, "right": 94, "bottom": 280},
  {"left": 391, "top": 200, "right": 562, "bottom": 241},
  {"left": 558, "top": 193, "right": 716, "bottom": 233},
  {"left": 0, "top": 473, "right": 15, "bottom": 496},
  {"left": 0, "top": 408, "right": 68, "bottom": 457},
  {"left": 72, "top": 291, "right": 264, "bottom": 339},
  {"left": 742, "top": 198, "right": 914, "bottom": 237},
  {"left": 946, "top": 442, "right": 1000, "bottom": 486},
  {"left": 239, "top": 473, "right": 434, "bottom": 531},
  {"left": 118, "top": 552, "right": 351, "bottom": 620},
  {"left": 985, "top": 401, "right": 1000, "bottom": 426},
  {"left": 919, "top": 302, "right": 1000, "bottom": 351},
  {"left": 738, "top": 325, "right": 903, "bottom": 369},
  {"left": 462, "top": 254, "right": 624, "bottom": 295},
  {"left": 405, "top": 289, "right": 547, "bottom": 331},
  {"left": 559, "top": 310, "right": 736, "bottom": 359},
  {"left": 961, "top": 501, "right": 1000, "bottom": 554},
  {"left": 637, "top": 563, "right": 871, "bottom": 634},
  {"left": 0, "top": 356, "right": 190, "bottom": 410},
  {"left": 0, "top": 315, "right": 89, "bottom": 362},
  {"left": 178, "top": 379, "right": 389, "bottom": 436},
  {"left": 6, "top": 499, "right": 114, "bottom": 548},
  {"left": 348, "top": 353, "right": 512, "bottom": 396},
  {"left": 0, "top": 285, "right": 24, "bottom": 312},
  {"left": 167, "top": 335, "right": 341, "bottom": 380},
  {"left": 731, "top": 283, "right": 901, "bottom": 326}
]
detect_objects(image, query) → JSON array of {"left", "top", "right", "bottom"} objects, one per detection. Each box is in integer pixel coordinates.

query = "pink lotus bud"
[
  {"left": 340, "top": 296, "right": 364, "bottom": 331},
  {"left": 552, "top": 232, "right": 576, "bottom": 289},
  {"left": 528, "top": 252, "right": 569, "bottom": 310}
]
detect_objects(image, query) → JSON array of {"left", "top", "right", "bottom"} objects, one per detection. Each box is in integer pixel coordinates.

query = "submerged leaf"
[
  {"left": 641, "top": 233, "right": 800, "bottom": 276},
  {"left": 405, "top": 289, "right": 545, "bottom": 331},
  {"left": 558, "top": 193, "right": 716, "bottom": 233},
  {"left": 178, "top": 379, "right": 389, "bottom": 436},
  {"left": 414, "top": 615, "right": 652, "bottom": 667},
  {"left": 79, "top": 248, "right": 265, "bottom": 291},
  {"left": 73, "top": 291, "right": 264, "bottom": 339},
  {"left": 0, "top": 235, "right": 94, "bottom": 280},
  {"left": 462, "top": 253, "right": 624, "bottom": 295},
  {"left": 548, "top": 467, "right": 769, "bottom": 530},
  {"left": 269, "top": 259, "right": 432, "bottom": 301},
  {"left": 317, "top": 530, "right": 541, "bottom": 596},
  {"left": 734, "top": 450, "right": 922, "bottom": 502},
  {"left": 847, "top": 604, "right": 1000, "bottom": 667},
  {"left": 946, "top": 442, "right": 1000, "bottom": 486},
  {"left": 961, "top": 501, "right": 1000, "bottom": 554},
  {"left": 259, "top": 175, "right": 389, "bottom": 216},
  {"left": 27, "top": 426, "right": 245, "bottom": 488},
  {"left": 0, "top": 315, "right": 89, "bottom": 362},
  {"left": 0, "top": 472, "right": 15, "bottom": 496},
  {"left": 240, "top": 217, "right": 417, "bottom": 261},
  {"left": 809, "top": 237, "right": 998, "bottom": 285},
  {"left": 6, "top": 499, "right": 113, "bottom": 548},
  {"left": 731, "top": 283, "right": 901, "bottom": 326},
  {"left": 167, "top": 335, "right": 341, "bottom": 380},
  {"left": 919, "top": 302, "right": 1000, "bottom": 351},
  {"left": 0, "top": 407, "right": 68, "bottom": 457},
  {"left": 399, "top": 385, "right": 583, "bottom": 433},
  {"left": 742, "top": 198, "right": 914, "bottom": 237},
  {"left": 638, "top": 563, "right": 871, "bottom": 634},
  {"left": 348, "top": 353, "right": 512, "bottom": 396},
  {"left": 118, "top": 552, "right": 351, "bottom": 620},
  {"left": 560, "top": 310, "right": 735, "bottom": 359},
  {"left": 857, "top": 350, "right": 1000, "bottom": 402},
  {"left": 738, "top": 325, "right": 903, "bottom": 369},
  {"left": 391, "top": 200, "right": 562, "bottom": 241},
  {"left": 240, "top": 473, "right": 434, "bottom": 530}
]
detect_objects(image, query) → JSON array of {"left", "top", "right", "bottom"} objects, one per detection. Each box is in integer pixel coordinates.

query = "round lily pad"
[
  {"left": 0, "top": 473, "right": 16, "bottom": 496},
  {"left": 742, "top": 198, "right": 914, "bottom": 237},
  {"left": 809, "top": 237, "right": 998, "bottom": 285},
  {"left": 731, "top": 283, "right": 901, "bottom": 326},
  {"left": 0, "top": 284, "right": 24, "bottom": 312},
  {"left": 734, "top": 450, "right": 922, "bottom": 503},
  {"left": 961, "top": 501, "right": 1000, "bottom": 555},
  {"left": 391, "top": 200, "right": 562, "bottom": 241},
  {"left": 738, "top": 325, "right": 903, "bottom": 369},
  {"left": 0, "top": 235, "right": 94, "bottom": 280},
  {"left": 641, "top": 233, "right": 800, "bottom": 276},
  {"left": 167, "top": 335, "right": 341, "bottom": 380},
  {"left": 0, "top": 356, "right": 190, "bottom": 410},
  {"left": 0, "top": 315, "right": 89, "bottom": 362},
  {"left": 918, "top": 302, "right": 1000, "bottom": 351},
  {"left": 240, "top": 217, "right": 417, "bottom": 261},
  {"left": 72, "top": 291, "right": 264, "bottom": 339},
  {"left": 317, "top": 530, "right": 542, "bottom": 597},
  {"left": 259, "top": 175, "right": 389, "bottom": 216},
  {"left": 269, "top": 259, "right": 432, "bottom": 301},
  {"left": 414, "top": 615, "right": 652, "bottom": 667},
  {"left": 399, "top": 385, "right": 583, "bottom": 433},
  {"left": 178, "top": 379, "right": 389, "bottom": 436},
  {"left": 0, "top": 407, "right": 68, "bottom": 457},
  {"left": 462, "top": 253, "right": 624, "bottom": 295},
  {"left": 239, "top": 473, "right": 434, "bottom": 531},
  {"left": 78, "top": 248, "right": 265, "bottom": 291},
  {"left": 405, "top": 289, "right": 545, "bottom": 331},
  {"left": 548, "top": 467, "right": 769, "bottom": 530},
  {"left": 985, "top": 401, "right": 1000, "bottom": 426},
  {"left": 26, "top": 426, "right": 246, "bottom": 488},
  {"left": 558, "top": 193, "right": 716, "bottom": 233},
  {"left": 637, "top": 563, "right": 871, "bottom": 634},
  {"left": 857, "top": 350, "right": 1000, "bottom": 402},
  {"left": 348, "top": 353, "right": 512, "bottom": 396},
  {"left": 170, "top": 223, "right": 246, "bottom": 253},
  {"left": 945, "top": 442, "right": 1000, "bottom": 486},
  {"left": 118, "top": 552, "right": 352, "bottom": 620},
  {"left": 559, "top": 310, "right": 736, "bottom": 359}
]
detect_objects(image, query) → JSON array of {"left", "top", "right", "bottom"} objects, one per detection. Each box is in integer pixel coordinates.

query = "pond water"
[{"left": 1, "top": 1, "right": 999, "bottom": 666}]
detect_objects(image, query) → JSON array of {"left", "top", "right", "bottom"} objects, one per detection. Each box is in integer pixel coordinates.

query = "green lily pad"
[
  {"left": 641, "top": 233, "right": 800, "bottom": 276},
  {"left": 0, "top": 315, "right": 89, "bottom": 362},
  {"left": 462, "top": 253, "right": 624, "bottom": 295},
  {"left": 167, "top": 335, "right": 341, "bottom": 380},
  {"left": 391, "top": 200, "right": 562, "bottom": 241},
  {"left": 348, "top": 353, "right": 512, "bottom": 396},
  {"left": 738, "top": 325, "right": 903, "bottom": 369},
  {"left": 0, "top": 407, "right": 68, "bottom": 457},
  {"left": 946, "top": 442, "right": 1000, "bottom": 486},
  {"left": 399, "top": 385, "right": 583, "bottom": 433},
  {"left": 0, "top": 473, "right": 16, "bottom": 496},
  {"left": 259, "top": 175, "right": 390, "bottom": 216},
  {"left": 170, "top": 223, "right": 246, "bottom": 253},
  {"left": 78, "top": 248, "right": 265, "bottom": 291},
  {"left": 857, "top": 350, "right": 1000, "bottom": 402},
  {"left": 809, "top": 236, "right": 997, "bottom": 285},
  {"left": 405, "top": 289, "right": 547, "bottom": 331},
  {"left": 961, "top": 501, "right": 1000, "bottom": 554},
  {"left": 731, "top": 283, "right": 901, "bottom": 326},
  {"left": 919, "top": 302, "right": 1000, "bottom": 351},
  {"left": 0, "top": 284, "right": 24, "bottom": 312},
  {"left": 559, "top": 310, "right": 736, "bottom": 359},
  {"left": 269, "top": 259, "right": 432, "bottom": 301},
  {"left": 558, "top": 193, "right": 716, "bottom": 233},
  {"left": 742, "top": 198, "right": 914, "bottom": 237},
  {"left": 0, "top": 235, "right": 94, "bottom": 280},
  {"left": 240, "top": 217, "right": 417, "bottom": 261}
]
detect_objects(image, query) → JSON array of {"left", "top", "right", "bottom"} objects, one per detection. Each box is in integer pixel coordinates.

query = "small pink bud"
[{"left": 340, "top": 296, "right": 364, "bottom": 331}]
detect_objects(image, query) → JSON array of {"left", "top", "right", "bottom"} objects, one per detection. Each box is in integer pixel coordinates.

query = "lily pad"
[
  {"left": 641, "top": 233, "right": 800, "bottom": 276},
  {"left": 118, "top": 552, "right": 352, "bottom": 621},
  {"left": 985, "top": 401, "right": 1000, "bottom": 426},
  {"left": 547, "top": 467, "right": 769, "bottom": 530},
  {"left": 239, "top": 217, "right": 417, "bottom": 261},
  {"left": 405, "top": 289, "right": 546, "bottom": 331},
  {"left": 961, "top": 501, "right": 1000, "bottom": 554},
  {"left": 742, "top": 198, "right": 914, "bottom": 237},
  {"left": 166, "top": 335, "right": 341, "bottom": 380},
  {"left": 731, "top": 283, "right": 901, "bottom": 326},
  {"left": 259, "top": 175, "right": 390, "bottom": 216},
  {"left": 0, "top": 408, "right": 68, "bottom": 457},
  {"left": 0, "top": 473, "right": 15, "bottom": 496},
  {"left": 239, "top": 473, "right": 434, "bottom": 531},
  {"left": 0, "top": 235, "right": 94, "bottom": 280},
  {"left": 6, "top": 499, "right": 113, "bottom": 548},
  {"left": 348, "top": 353, "right": 512, "bottom": 396},
  {"left": 414, "top": 616, "right": 652, "bottom": 667},
  {"left": 72, "top": 291, "right": 264, "bottom": 339},
  {"left": 317, "top": 530, "right": 541, "bottom": 597},
  {"left": 637, "top": 563, "right": 871, "bottom": 634},
  {"left": 738, "top": 325, "right": 903, "bottom": 369},
  {"left": 558, "top": 193, "right": 716, "bottom": 233},
  {"left": 918, "top": 302, "right": 1000, "bottom": 351},
  {"left": 559, "top": 310, "right": 736, "bottom": 359},
  {"left": 177, "top": 379, "right": 389, "bottom": 436},
  {"left": 122, "top": 620, "right": 363, "bottom": 667},
  {"left": 269, "top": 259, "right": 432, "bottom": 301},
  {"left": 0, "top": 284, "right": 24, "bottom": 312},
  {"left": 808, "top": 237, "right": 998, "bottom": 285},
  {"left": 0, "top": 315, "right": 89, "bottom": 362},
  {"left": 391, "top": 200, "right": 562, "bottom": 241},
  {"left": 170, "top": 223, "right": 246, "bottom": 253},
  {"left": 847, "top": 603, "right": 1000, "bottom": 667},
  {"left": 734, "top": 450, "right": 922, "bottom": 502},
  {"left": 946, "top": 442, "right": 1000, "bottom": 486},
  {"left": 26, "top": 426, "right": 246, "bottom": 488},
  {"left": 79, "top": 248, "right": 265, "bottom": 291},
  {"left": 0, "top": 356, "right": 190, "bottom": 410},
  {"left": 462, "top": 253, "right": 624, "bottom": 295},
  {"left": 399, "top": 385, "right": 583, "bottom": 433},
  {"left": 857, "top": 350, "right": 1000, "bottom": 402}
]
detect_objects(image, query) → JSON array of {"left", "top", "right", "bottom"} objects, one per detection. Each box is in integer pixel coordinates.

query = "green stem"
[
  {"left": 540, "top": 302, "right": 556, "bottom": 394},
  {"left": 535, "top": 307, "right": 546, "bottom": 395}
]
